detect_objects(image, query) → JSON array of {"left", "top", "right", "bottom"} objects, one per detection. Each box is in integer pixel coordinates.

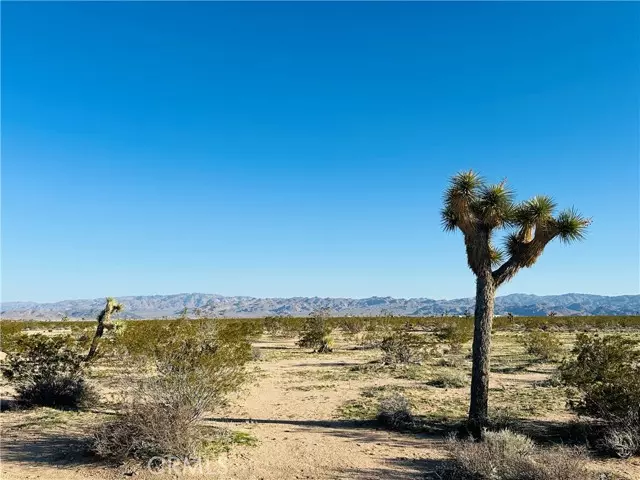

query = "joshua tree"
[
  {"left": 441, "top": 170, "right": 590, "bottom": 436},
  {"left": 86, "top": 297, "right": 123, "bottom": 361}
]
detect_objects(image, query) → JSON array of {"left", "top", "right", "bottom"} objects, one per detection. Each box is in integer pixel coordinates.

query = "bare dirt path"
[{"left": 209, "top": 348, "right": 447, "bottom": 480}]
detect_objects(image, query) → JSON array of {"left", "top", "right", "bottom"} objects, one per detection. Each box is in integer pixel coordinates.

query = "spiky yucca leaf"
[
  {"left": 474, "top": 182, "right": 515, "bottom": 228},
  {"left": 505, "top": 232, "right": 521, "bottom": 257},
  {"left": 555, "top": 208, "right": 591, "bottom": 243},
  {"left": 445, "top": 170, "right": 483, "bottom": 201},
  {"left": 443, "top": 170, "right": 484, "bottom": 233},
  {"left": 514, "top": 196, "right": 557, "bottom": 227},
  {"left": 441, "top": 206, "right": 458, "bottom": 232},
  {"left": 489, "top": 245, "right": 505, "bottom": 267}
]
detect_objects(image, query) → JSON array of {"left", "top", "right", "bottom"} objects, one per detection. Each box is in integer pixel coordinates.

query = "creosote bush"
[
  {"left": 357, "top": 319, "right": 393, "bottom": 349},
  {"left": 380, "top": 331, "right": 429, "bottom": 365},
  {"left": 521, "top": 330, "right": 564, "bottom": 361},
  {"left": 560, "top": 334, "right": 640, "bottom": 419},
  {"left": 297, "top": 312, "right": 333, "bottom": 353},
  {"left": 1, "top": 334, "right": 96, "bottom": 409},
  {"left": 560, "top": 333, "right": 640, "bottom": 458},
  {"left": 436, "top": 318, "right": 473, "bottom": 354},
  {"left": 92, "top": 319, "right": 252, "bottom": 461},
  {"left": 339, "top": 317, "right": 366, "bottom": 336},
  {"left": 445, "top": 429, "right": 595, "bottom": 480}
]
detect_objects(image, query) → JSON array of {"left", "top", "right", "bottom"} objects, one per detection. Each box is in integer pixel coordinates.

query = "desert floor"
[{"left": 2, "top": 332, "right": 639, "bottom": 479}]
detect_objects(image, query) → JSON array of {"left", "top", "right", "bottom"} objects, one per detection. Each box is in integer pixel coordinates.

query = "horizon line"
[{"left": 3, "top": 291, "right": 639, "bottom": 306}]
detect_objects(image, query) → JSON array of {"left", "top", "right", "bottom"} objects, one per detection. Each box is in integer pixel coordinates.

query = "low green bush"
[
  {"left": 560, "top": 333, "right": 640, "bottom": 419},
  {"left": 427, "top": 371, "right": 469, "bottom": 389},
  {"left": 436, "top": 318, "right": 474, "bottom": 353},
  {"left": 560, "top": 333, "right": 640, "bottom": 458},
  {"left": 339, "top": 317, "right": 366, "bottom": 336},
  {"left": 93, "top": 319, "right": 251, "bottom": 461},
  {"left": 1, "top": 334, "right": 96, "bottom": 409},
  {"left": 521, "top": 330, "right": 564, "bottom": 361},
  {"left": 297, "top": 314, "right": 333, "bottom": 353}
]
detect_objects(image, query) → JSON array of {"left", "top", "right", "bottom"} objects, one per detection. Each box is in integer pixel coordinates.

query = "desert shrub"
[
  {"left": 0, "top": 321, "right": 26, "bottom": 353},
  {"left": 93, "top": 319, "right": 251, "bottom": 461},
  {"left": 1, "top": 334, "right": 96, "bottom": 409},
  {"left": 437, "top": 356, "right": 465, "bottom": 368},
  {"left": 357, "top": 319, "right": 392, "bottom": 349},
  {"left": 297, "top": 314, "right": 333, "bottom": 353},
  {"left": 376, "top": 393, "right": 414, "bottom": 430},
  {"left": 486, "top": 407, "right": 519, "bottom": 431},
  {"left": 521, "top": 330, "right": 564, "bottom": 361},
  {"left": 251, "top": 346, "right": 263, "bottom": 361},
  {"left": 560, "top": 334, "right": 640, "bottom": 458},
  {"left": 284, "top": 317, "right": 306, "bottom": 337},
  {"left": 92, "top": 401, "right": 204, "bottom": 460},
  {"left": 380, "top": 331, "right": 429, "bottom": 365},
  {"left": 533, "top": 372, "right": 563, "bottom": 388},
  {"left": 598, "top": 412, "right": 640, "bottom": 459},
  {"left": 427, "top": 371, "right": 469, "bottom": 389},
  {"left": 559, "top": 334, "right": 640, "bottom": 419},
  {"left": 263, "top": 316, "right": 282, "bottom": 336},
  {"left": 445, "top": 429, "right": 595, "bottom": 480},
  {"left": 339, "top": 317, "right": 366, "bottom": 336},
  {"left": 436, "top": 318, "right": 473, "bottom": 354}
]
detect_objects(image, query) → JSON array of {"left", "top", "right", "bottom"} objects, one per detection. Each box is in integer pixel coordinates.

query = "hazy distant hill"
[{"left": 1, "top": 293, "right": 639, "bottom": 320}]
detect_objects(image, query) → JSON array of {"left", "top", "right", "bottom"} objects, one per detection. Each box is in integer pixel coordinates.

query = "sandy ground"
[
  {"left": 2, "top": 335, "right": 639, "bottom": 479},
  {"left": 210, "top": 353, "right": 448, "bottom": 479}
]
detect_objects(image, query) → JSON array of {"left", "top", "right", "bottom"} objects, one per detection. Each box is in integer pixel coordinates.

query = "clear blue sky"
[{"left": 2, "top": 2, "right": 638, "bottom": 303}]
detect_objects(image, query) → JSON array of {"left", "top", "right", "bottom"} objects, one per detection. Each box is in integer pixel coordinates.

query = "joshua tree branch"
[{"left": 492, "top": 225, "right": 558, "bottom": 287}]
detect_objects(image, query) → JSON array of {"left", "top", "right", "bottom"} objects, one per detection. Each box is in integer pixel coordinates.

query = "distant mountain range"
[{"left": 1, "top": 293, "right": 639, "bottom": 320}]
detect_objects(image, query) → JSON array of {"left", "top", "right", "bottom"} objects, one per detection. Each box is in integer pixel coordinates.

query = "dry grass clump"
[
  {"left": 92, "top": 401, "right": 204, "bottom": 460},
  {"left": 380, "top": 331, "right": 429, "bottom": 365},
  {"left": 426, "top": 371, "right": 469, "bottom": 389},
  {"left": 445, "top": 429, "right": 596, "bottom": 479},
  {"left": 597, "top": 412, "right": 640, "bottom": 459},
  {"left": 251, "top": 345, "right": 263, "bottom": 361},
  {"left": 376, "top": 393, "right": 415, "bottom": 430}
]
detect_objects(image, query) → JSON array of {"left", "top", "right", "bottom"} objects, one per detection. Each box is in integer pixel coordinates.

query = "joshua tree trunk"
[
  {"left": 86, "top": 297, "right": 123, "bottom": 361},
  {"left": 468, "top": 269, "right": 496, "bottom": 437},
  {"left": 86, "top": 321, "right": 105, "bottom": 361}
]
